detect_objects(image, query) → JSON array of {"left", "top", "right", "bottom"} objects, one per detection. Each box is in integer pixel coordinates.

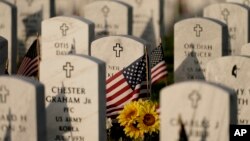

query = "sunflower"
[
  {"left": 124, "top": 122, "right": 145, "bottom": 140},
  {"left": 117, "top": 101, "right": 140, "bottom": 126},
  {"left": 138, "top": 101, "right": 159, "bottom": 134}
]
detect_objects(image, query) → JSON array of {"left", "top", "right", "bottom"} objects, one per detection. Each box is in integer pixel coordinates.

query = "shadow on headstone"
[
  {"left": 141, "top": 10, "right": 156, "bottom": 46},
  {"left": 96, "top": 14, "right": 110, "bottom": 37},
  {"left": 4, "top": 108, "right": 12, "bottom": 141},
  {"left": 46, "top": 82, "right": 72, "bottom": 140},
  {"left": 68, "top": 38, "right": 76, "bottom": 54},
  {"left": 200, "top": 118, "right": 208, "bottom": 141},
  {"left": 175, "top": 47, "right": 204, "bottom": 81},
  {"left": 178, "top": 115, "right": 188, "bottom": 141}
]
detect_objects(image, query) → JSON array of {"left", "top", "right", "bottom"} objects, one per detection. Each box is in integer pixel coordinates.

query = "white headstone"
[
  {"left": 206, "top": 56, "right": 250, "bottom": 124},
  {"left": 6, "top": 0, "right": 54, "bottom": 61},
  {"left": 82, "top": 1, "right": 132, "bottom": 38},
  {"left": 174, "top": 18, "right": 228, "bottom": 82},
  {"left": 0, "top": 76, "right": 46, "bottom": 141},
  {"left": 91, "top": 35, "right": 148, "bottom": 79},
  {"left": 0, "top": 37, "right": 8, "bottom": 75},
  {"left": 0, "top": 1, "right": 17, "bottom": 74},
  {"left": 204, "top": 3, "right": 250, "bottom": 55},
  {"left": 160, "top": 81, "right": 236, "bottom": 141},
  {"left": 117, "top": 0, "right": 162, "bottom": 46},
  {"left": 40, "top": 55, "right": 106, "bottom": 141},
  {"left": 41, "top": 16, "right": 95, "bottom": 60},
  {"left": 241, "top": 43, "right": 250, "bottom": 56},
  {"left": 227, "top": 0, "right": 250, "bottom": 7}
]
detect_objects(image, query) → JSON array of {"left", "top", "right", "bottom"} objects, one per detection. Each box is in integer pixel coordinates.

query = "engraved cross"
[
  {"left": 113, "top": 43, "right": 123, "bottom": 57},
  {"left": 221, "top": 8, "right": 230, "bottom": 23},
  {"left": 60, "top": 23, "right": 69, "bottom": 36},
  {"left": 194, "top": 24, "right": 203, "bottom": 37},
  {"left": 63, "top": 62, "right": 74, "bottom": 78},
  {"left": 188, "top": 90, "right": 201, "bottom": 109},
  {"left": 0, "top": 85, "right": 9, "bottom": 103},
  {"left": 102, "top": 6, "right": 110, "bottom": 17}
]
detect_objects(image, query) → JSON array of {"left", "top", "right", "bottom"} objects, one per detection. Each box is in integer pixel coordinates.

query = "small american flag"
[
  {"left": 17, "top": 39, "right": 40, "bottom": 77},
  {"left": 106, "top": 56, "right": 146, "bottom": 117},
  {"left": 151, "top": 43, "right": 167, "bottom": 84}
]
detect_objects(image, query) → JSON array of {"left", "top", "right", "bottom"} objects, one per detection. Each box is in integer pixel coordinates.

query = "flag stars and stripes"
[
  {"left": 106, "top": 56, "right": 147, "bottom": 116},
  {"left": 151, "top": 44, "right": 168, "bottom": 84}
]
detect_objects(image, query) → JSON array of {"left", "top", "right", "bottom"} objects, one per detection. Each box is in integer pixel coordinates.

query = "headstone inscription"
[
  {"left": 6, "top": 0, "right": 54, "bottom": 61},
  {"left": 40, "top": 55, "right": 106, "bottom": 141},
  {"left": 117, "top": 0, "right": 163, "bottom": 46},
  {"left": 206, "top": 56, "right": 250, "bottom": 124},
  {"left": 0, "top": 37, "right": 8, "bottom": 75},
  {"left": 203, "top": 3, "right": 250, "bottom": 55},
  {"left": 0, "top": 76, "right": 46, "bottom": 141},
  {"left": 41, "top": 16, "right": 95, "bottom": 60},
  {"left": 91, "top": 35, "right": 149, "bottom": 79},
  {"left": 82, "top": 0, "right": 132, "bottom": 39},
  {"left": 174, "top": 17, "right": 227, "bottom": 82},
  {"left": 241, "top": 43, "right": 250, "bottom": 56},
  {"left": 0, "top": 1, "right": 17, "bottom": 74},
  {"left": 160, "top": 81, "right": 236, "bottom": 141}
]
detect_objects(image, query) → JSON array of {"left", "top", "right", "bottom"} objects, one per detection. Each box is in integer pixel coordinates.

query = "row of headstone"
[
  {"left": 0, "top": 54, "right": 107, "bottom": 141},
  {"left": 173, "top": 3, "right": 250, "bottom": 139},
  {"left": 0, "top": 0, "right": 160, "bottom": 75},
  {"left": 54, "top": 0, "right": 163, "bottom": 46},
  {"left": 174, "top": 2, "right": 250, "bottom": 82}
]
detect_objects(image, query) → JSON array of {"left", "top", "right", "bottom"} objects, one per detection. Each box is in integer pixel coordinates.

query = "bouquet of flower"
[{"left": 117, "top": 99, "right": 160, "bottom": 141}]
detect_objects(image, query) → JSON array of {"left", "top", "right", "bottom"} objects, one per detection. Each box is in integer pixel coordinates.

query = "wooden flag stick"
[
  {"left": 144, "top": 46, "right": 151, "bottom": 98},
  {"left": 5, "top": 59, "right": 9, "bottom": 74}
]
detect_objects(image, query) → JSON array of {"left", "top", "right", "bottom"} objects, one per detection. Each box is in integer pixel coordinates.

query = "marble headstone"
[
  {"left": 160, "top": 81, "right": 236, "bottom": 141},
  {"left": 6, "top": 0, "right": 54, "bottom": 60},
  {"left": 91, "top": 35, "right": 148, "bottom": 79},
  {"left": 83, "top": 0, "right": 132, "bottom": 39},
  {"left": 206, "top": 56, "right": 250, "bottom": 124},
  {"left": 117, "top": 0, "right": 163, "bottom": 46},
  {"left": 241, "top": 43, "right": 250, "bottom": 56},
  {"left": 0, "top": 37, "right": 8, "bottom": 75},
  {"left": 40, "top": 55, "right": 106, "bottom": 141},
  {"left": 204, "top": 3, "right": 250, "bottom": 55},
  {"left": 174, "top": 18, "right": 227, "bottom": 82},
  {"left": 42, "top": 16, "right": 95, "bottom": 60},
  {"left": 227, "top": 0, "right": 250, "bottom": 7},
  {"left": 0, "top": 76, "right": 46, "bottom": 141},
  {"left": 0, "top": 1, "right": 17, "bottom": 74}
]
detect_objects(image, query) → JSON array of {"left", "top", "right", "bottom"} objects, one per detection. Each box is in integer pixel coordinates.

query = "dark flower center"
[{"left": 143, "top": 114, "right": 155, "bottom": 126}]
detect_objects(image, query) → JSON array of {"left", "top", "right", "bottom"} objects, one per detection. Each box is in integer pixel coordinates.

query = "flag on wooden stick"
[
  {"left": 106, "top": 55, "right": 146, "bottom": 117},
  {"left": 17, "top": 38, "right": 40, "bottom": 78},
  {"left": 150, "top": 43, "right": 167, "bottom": 84}
]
